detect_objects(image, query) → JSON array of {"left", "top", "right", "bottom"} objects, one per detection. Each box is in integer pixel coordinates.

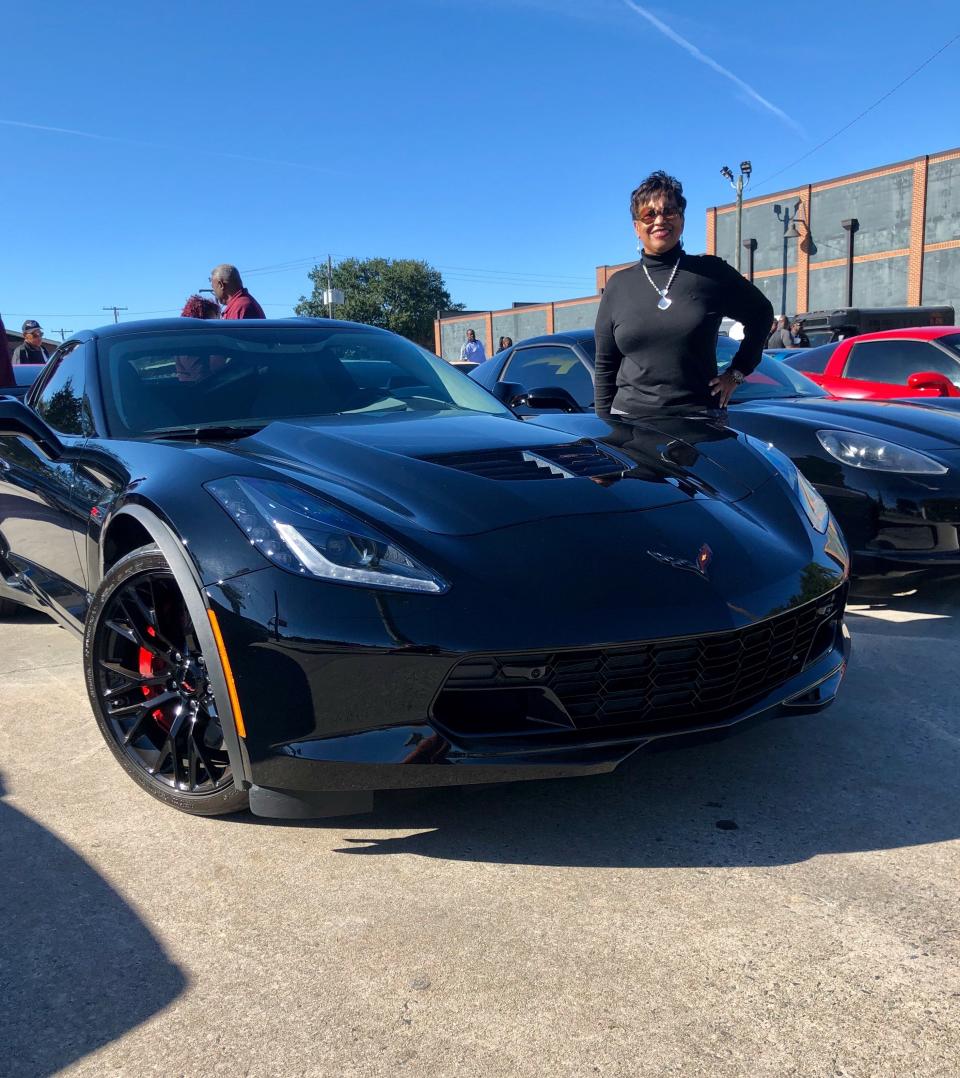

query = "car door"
[
  {"left": 0, "top": 342, "right": 94, "bottom": 624},
  {"left": 840, "top": 339, "right": 960, "bottom": 398},
  {"left": 500, "top": 344, "right": 594, "bottom": 415}
]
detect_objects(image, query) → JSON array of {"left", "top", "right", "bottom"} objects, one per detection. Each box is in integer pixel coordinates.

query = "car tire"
[{"left": 83, "top": 544, "right": 249, "bottom": 817}]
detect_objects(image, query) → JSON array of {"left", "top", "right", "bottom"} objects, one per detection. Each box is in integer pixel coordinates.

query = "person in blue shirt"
[{"left": 460, "top": 329, "right": 487, "bottom": 363}]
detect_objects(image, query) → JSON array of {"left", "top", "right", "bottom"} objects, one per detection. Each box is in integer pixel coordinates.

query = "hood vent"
[{"left": 420, "top": 440, "right": 625, "bottom": 481}]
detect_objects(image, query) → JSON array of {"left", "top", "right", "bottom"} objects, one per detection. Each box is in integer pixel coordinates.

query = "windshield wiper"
[{"left": 144, "top": 424, "right": 265, "bottom": 441}]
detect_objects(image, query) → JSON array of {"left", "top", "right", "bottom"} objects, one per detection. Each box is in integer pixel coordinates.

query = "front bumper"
[
  {"left": 823, "top": 481, "right": 960, "bottom": 582},
  {"left": 204, "top": 571, "right": 849, "bottom": 816}
]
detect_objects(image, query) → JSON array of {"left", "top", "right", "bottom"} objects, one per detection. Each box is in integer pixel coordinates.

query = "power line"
[
  {"left": 102, "top": 305, "right": 128, "bottom": 323},
  {"left": 754, "top": 30, "right": 960, "bottom": 190}
]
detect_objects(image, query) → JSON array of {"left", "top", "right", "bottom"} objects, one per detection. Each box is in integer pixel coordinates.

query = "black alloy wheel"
[{"left": 84, "top": 545, "right": 248, "bottom": 816}]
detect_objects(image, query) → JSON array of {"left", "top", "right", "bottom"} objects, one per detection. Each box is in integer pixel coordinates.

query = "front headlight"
[
  {"left": 206, "top": 477, "right": 449, "bottom": 594},
  {"left": 816, "top": 430, "right": 948, "bottom": 475},
  {"left": 745, "top": 437, "right": 830, "bottom": 533}
]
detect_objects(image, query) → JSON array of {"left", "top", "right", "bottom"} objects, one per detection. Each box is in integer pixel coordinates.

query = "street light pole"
[
  {"left": 721, "top": 161, "right": 752, "bottom": 275},
  {"left": 742, "top": 239, "right": 757, "bottom": 283}
]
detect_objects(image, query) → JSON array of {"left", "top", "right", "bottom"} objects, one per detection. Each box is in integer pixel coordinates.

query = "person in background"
[
  {"left": 176, "top": 294, "right": 222, "bottom": 382},
  {"left": 460, "top": 328, "right": 486, "bottom": 363},
  {"left": 11, "top": 320, "right": 51, "bottom": 364},
  {"left": 767, "top": 315, "right": 794, "bottom": 349},
  {"left": 209, "top": 264, "right": 265, "bottom": 319},
  {"left": 497, "top": 335, "right": 514, "bottom": 353},
  {"left": 0, "top": 313, "right": 14, "bottom": 385},
  {"left": 594, "top": 170, "right": 772, "bottom": 416},
  {"left": 181, "top": 294, "right": 221, "bottom": 320},
  {"left": 790, "top": 319, "right": 810, "bottom": 348}
]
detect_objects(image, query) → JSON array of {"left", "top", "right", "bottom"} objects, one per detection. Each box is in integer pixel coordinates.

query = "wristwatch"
[{"left": 730, "top": 369, "right": 745, "bottom": 385}]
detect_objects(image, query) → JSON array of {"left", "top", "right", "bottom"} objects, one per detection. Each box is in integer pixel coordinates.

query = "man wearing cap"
[{"left": 11, "top": 321, "right": 51, "bottom": 364}]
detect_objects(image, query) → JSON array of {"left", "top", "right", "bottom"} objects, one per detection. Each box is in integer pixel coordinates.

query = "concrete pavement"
[{"left": 1, "top": 586, "right": 959, "bottom": 1077}]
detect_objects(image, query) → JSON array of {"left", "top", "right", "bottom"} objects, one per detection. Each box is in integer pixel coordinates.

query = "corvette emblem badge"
[
  {"left": 697, "top": 543, "right": 713, "bottom": 575},
  {"left": 647, "top": 543, "right": 714, "bottom": 578}
]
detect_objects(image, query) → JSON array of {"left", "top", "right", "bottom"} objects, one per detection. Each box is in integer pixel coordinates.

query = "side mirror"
[
  {"left": 514, "top": 385, "right": 582, "bottom": 413},
  {"left": 492, "top": 381, "right": 525, "bottom": 405},
  {"left": 0, "top": 397, "right": 64, "bottom": 458},
  {"left": 907, "top": 371, "right": 954, "bottom": 397}
]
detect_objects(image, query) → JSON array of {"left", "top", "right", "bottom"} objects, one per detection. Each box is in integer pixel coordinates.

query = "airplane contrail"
[
  {"left": 621, "top": 1, "right": 803, "bottom": 133},
  {"left": 0, "top": 118, "right": 341, "bottom": 174}
]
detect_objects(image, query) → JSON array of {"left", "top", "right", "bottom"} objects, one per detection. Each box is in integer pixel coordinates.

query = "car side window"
[
  {"left": 783, "top": 342, "right": 837, "bottom": 375},
  {"left": 32, "top": 342, "right": 92, "bottom": 436},
  {"left": 503, "top": 346, "right": 594, "bottom": 407},
  {"left": 843, "top": 340, "right": 960, "bottom": 386}
]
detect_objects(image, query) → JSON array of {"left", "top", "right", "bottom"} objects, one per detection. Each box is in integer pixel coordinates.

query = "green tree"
[{"left": 295, "top": 257, "right": 463, "bottom": 348}]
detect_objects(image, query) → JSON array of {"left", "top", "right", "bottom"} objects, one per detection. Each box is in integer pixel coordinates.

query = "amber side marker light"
[{"left": 206, "top": 608, "right": 247, "bottom": 739}]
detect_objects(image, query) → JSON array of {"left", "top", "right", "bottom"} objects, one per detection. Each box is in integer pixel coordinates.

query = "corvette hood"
[
  {"left": 206, "top": 411, "right": 764, "bottom": 537},
  {"left": 732, "top": 397, "right": 960, "bottom": 453}
]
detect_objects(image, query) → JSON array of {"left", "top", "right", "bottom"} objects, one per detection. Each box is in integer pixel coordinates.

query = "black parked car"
[
  {"left": 1, "top": 363, "right": 45, "bottom": 400},
  {"left": 0, "top": 319, "right": 849, "bottom": 818},
  {"left": 471, "top": 330, "right": 960, "bottom": 586}
]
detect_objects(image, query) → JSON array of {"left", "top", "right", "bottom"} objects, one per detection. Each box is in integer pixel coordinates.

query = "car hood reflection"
[{"left": 204, "top": 412, "right": 770, "bottom": 537}]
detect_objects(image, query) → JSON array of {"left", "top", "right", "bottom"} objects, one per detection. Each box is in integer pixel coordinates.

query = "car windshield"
[
  {"left": 576, "top": 337, "right": 596, "bottom": 361},
  {"left": 97, "top": 325, "right": 512, "bottom": 437},
  {"left": 715, "top": 338, "right": 828, "bottom": 401},
  {"left": 938, "top": 332, "right": 960, "bottom": 358}
]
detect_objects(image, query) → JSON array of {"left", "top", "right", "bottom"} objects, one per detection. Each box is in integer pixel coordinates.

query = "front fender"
[{"left": 96, "top": 503, "right": 253, "bottom": 788}]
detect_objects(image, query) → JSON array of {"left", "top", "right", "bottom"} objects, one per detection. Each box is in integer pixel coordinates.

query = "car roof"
[
  {"left": 73, "top": 317, "right": 391, "bottom": 341},
  {"left": 506, "top": 329, "right": 594, "bottom": 348},
  {"left": 834, "top": 325, "right": 960, "bottom": 344}
]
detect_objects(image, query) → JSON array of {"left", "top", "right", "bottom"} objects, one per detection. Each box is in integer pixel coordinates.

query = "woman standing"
[{"left": 594, "top": 171, "right": 773, "bottom": 417}]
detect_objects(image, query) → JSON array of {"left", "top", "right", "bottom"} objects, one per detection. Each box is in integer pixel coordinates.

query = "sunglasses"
[{"left": 637, "top": 206, "right": 682, "bottom": 225}]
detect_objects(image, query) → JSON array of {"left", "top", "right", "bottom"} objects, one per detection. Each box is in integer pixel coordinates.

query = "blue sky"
[{"left": 2, "top": 0, "right": 958, "bottom": 333}]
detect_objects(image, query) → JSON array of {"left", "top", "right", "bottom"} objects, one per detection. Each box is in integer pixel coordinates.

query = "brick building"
[
  {"left": 435, "top": 146, "right": 960, "bottom": 361},
  {"left": 708, "top": 146, "right": 960, "bottom": 319}
]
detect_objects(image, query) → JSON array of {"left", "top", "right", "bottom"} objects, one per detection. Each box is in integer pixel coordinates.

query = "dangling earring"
[{"left": 636, "top": 238, "right": 642, "bottom": 254}]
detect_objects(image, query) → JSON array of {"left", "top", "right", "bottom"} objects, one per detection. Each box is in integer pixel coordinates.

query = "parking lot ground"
[{"left": 2, "top": 587, "right": 960, "bottom": 1077}]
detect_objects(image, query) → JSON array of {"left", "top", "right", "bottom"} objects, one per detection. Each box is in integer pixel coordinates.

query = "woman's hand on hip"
[{"left": 709, "top": 370, "right": 740, "bottom": 408}]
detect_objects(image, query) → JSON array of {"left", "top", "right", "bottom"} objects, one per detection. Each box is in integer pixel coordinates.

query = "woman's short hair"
[
  {"left": 181, "top": 294, "right": 220, "bottom": 319},
  {"left": 630, "top": 171, "right": 687, "bottom": 220}
]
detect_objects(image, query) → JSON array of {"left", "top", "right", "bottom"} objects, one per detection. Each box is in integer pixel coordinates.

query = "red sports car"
[{"left": 783, "top": 326, "right": 960, "bottom": 400}]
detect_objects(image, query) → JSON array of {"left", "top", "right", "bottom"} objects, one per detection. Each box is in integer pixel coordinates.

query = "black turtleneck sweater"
[{"left": 594, "top": 245, "right": 773, "bottom": 415}]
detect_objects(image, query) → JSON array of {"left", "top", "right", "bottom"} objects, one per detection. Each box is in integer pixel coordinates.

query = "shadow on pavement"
[
  {"left": 0, "top": 607, "right": 57, "bottom": 626},
  {"left": 0, "top": 772, "right": 187, "bottom": 1078}
]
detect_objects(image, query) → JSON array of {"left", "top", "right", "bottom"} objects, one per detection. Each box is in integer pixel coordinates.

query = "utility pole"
[
  {"left": 102, "top": 305, "right": 128, "bottom": 324},
  {"left": 720, "top": 161, "right": 752, "bottom": 274},
  {"left": 326, "top": 255, "right": 334, "bottom": 318},
  {"left": 52, "top": 328, "right": 73, "bottom": 341}
]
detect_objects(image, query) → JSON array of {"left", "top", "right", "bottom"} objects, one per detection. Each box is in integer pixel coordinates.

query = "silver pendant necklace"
[{"left": 642, "top": 254, "right": 681, "bottom": 311}]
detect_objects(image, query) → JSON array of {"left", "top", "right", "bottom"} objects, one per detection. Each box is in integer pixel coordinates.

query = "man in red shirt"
[{"left": 209, "top": 264, "right": 266, "bottom": 319}]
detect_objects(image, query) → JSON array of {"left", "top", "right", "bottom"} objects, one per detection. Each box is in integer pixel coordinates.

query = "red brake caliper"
[{"left": 138, "top": 626, "right": 173, "bottom": 732}]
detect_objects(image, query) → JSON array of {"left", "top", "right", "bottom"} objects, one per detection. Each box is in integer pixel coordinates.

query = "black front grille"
[
  {"left": 435, "top": 587, "right": 846, "bottom": 740},
  {"left": 420, "top": 440, "right": 624, "bottom": 481}
]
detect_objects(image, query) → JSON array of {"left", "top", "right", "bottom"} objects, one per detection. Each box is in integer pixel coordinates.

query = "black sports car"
[
  {"left": 0, "top": 319, "right": 849, "bottom": 819},
  {"left": 471, "top": 330, "right": 960, "bottom": 586},
  {"left": 1, "top": 363, "right": 45, "bottom": 400}
]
